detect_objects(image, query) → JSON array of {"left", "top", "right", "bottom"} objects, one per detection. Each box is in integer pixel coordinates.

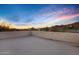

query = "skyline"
[{"left": 0, "top": 4, "right": 79, "bottom": 29}]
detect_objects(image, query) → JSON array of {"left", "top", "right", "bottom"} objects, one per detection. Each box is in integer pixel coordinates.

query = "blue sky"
[{"left": 0, "top": 4, "right": 79, "bottom": 28}]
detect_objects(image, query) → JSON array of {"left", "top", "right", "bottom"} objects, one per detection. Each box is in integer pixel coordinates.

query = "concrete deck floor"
[{"left": 0, "top": 36, "right": 79, "bottom": 55}]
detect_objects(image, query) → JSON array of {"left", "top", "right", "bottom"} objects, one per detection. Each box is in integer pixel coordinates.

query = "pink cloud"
[
  {"left": 39, "top": 8, "right": 73, "bottom": 18},
  {"left": 57, "top": 13, "right": 79, "bottom": 20},
  {"left": 63, "top": 8, "right": 72, "bottom": 13}
]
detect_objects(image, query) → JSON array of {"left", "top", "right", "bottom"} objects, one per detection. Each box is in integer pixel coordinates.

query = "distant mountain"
[{"left": 67, "top": 22, "right": 79, "bottom": 29}]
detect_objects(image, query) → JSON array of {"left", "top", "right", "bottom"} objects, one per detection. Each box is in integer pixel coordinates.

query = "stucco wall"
[
  {"left": 0, "top": 31, "right": 30, "bottom": 39},
  {"left": 32, "top": 31, "right": 79, "bottom": 44},
  {"left": 0, "top": 31, "right": 79, "bottom": 46}
]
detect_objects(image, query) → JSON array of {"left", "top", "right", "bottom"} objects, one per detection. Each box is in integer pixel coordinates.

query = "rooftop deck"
[{"left": 0, "top": 36, "right": 79, "bottom": 55}]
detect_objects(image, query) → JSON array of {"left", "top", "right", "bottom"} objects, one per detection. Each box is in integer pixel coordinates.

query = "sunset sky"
[{"left": 0, "top": 4, "right": 79, "bottom": 28}]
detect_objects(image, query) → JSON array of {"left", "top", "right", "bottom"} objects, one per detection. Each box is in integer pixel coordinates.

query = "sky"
[{"left": 0, "top": 4, "right": 79, "bottom": 29}]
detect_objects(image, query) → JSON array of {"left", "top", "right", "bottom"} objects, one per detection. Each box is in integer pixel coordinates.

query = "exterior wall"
[
  {"left": 0, "top": 31, "right": 79, "bottom": 46},
  {"left": 32, "top": 31, "right": 79, "bottom": 44},
  {"left": 0, "top": 31, "right": 30, "bottom": 39}
]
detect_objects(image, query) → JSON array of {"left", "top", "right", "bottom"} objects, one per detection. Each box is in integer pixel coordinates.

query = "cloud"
[
  {"left": 57, "top": 13, "right": 79, "bottom": 20},
  {"left": 32, "top": 7, "right": 75, "bottom": 24},
  {"left": 24, "top": 19, "right": 34, "bottom": 23},
  {"left": 4, "top": 15, "right": 20, "bottom": 23}
]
